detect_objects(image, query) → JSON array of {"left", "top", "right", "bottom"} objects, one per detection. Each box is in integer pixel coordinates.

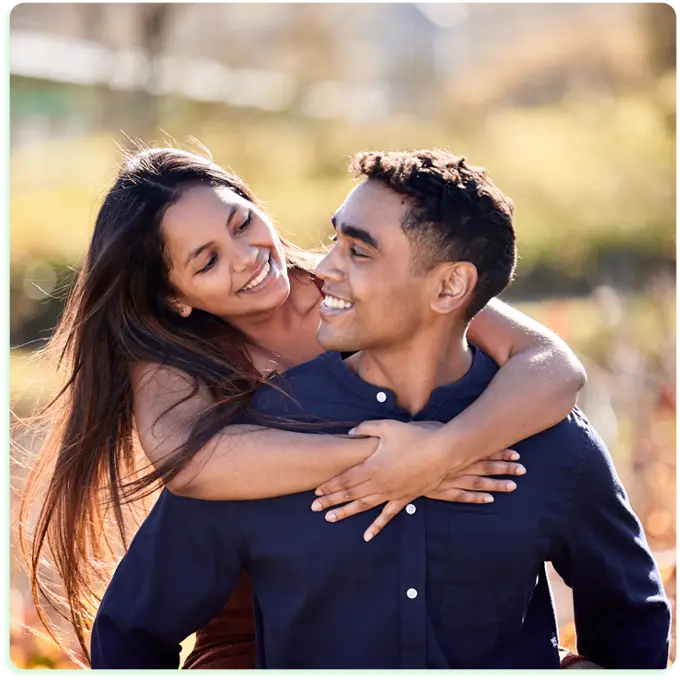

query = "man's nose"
[{"left": 315, "top": 249, "right": 344, "bottom": 282}]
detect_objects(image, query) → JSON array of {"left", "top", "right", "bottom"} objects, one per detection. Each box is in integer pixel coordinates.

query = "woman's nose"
[{"left": 232, "top": 240, "right": 259, "bottom": 273}]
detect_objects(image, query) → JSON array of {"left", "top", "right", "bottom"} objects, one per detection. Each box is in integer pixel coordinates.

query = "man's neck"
[{"left": 346, "top": 324, "right": 473, "bottom": 415}]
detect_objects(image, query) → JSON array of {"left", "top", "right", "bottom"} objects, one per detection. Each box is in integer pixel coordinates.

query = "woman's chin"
[
  {"left": 263, "top": 267, "right": 291, "bottom": 304},
  {"left": 228, "top": 278, "right": 291, "bottom": 319},
  {"left": 266, "top": 277, "right": 291, "bottom": 310}
]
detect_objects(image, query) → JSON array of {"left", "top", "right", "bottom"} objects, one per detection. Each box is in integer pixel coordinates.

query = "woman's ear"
[
  {"left": 430, "top": 262, "right": 478, "bottom": 315},
  {"left": 168, "top": 298, "right": 193, "bottom": 318}
]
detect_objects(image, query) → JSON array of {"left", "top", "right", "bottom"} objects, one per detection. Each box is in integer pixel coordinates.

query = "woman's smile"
[{"left": 238, "top": 252, "right": 278, "bottom": 294}]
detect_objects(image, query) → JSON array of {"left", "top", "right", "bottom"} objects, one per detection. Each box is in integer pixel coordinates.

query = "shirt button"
[
  {"left": 406, "top": 588, "right": 418, "bottom": 599},
  {"left": 405, "top": 504, "right": 416, "bottom": 515},
  {"left": 376, "top": 391, "right": 387, "bottom": 403}
]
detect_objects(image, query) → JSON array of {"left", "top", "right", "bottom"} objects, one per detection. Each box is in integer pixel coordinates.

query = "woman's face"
[{"left": 161, "top": 184, "right": 290, "bottom": 320}]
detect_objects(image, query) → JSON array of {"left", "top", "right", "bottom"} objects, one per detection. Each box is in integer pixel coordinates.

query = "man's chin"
[{"left": 317, "top": 327, "right": 358, "bottom": 353}]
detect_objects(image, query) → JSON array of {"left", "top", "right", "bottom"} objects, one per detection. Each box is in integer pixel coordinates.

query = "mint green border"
[{"left": 0, "top": 0, "right": 680, "bottom": 680}]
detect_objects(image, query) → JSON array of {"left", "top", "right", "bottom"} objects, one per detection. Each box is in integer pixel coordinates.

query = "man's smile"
[{"left": 320, "top": 292, "right": 355, "bottom": 318}]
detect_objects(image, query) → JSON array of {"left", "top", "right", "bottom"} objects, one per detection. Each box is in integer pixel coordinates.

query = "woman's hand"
[
  {"left": 426, "top": 456, "right": 526, "bottom": 504},
  {"left": 311, "top": 420, "right": 525, "bottom": 541}
]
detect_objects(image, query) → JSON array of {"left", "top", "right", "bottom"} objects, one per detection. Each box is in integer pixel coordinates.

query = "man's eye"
[
  {"left": 349, "top": 246, "right": 368, "bottom": 258},
  {"left": 329, "top": 234, "right": 338, "bottom": 243}
]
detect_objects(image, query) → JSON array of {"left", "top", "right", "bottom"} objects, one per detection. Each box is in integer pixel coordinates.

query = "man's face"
[{"left": 316, "top": 180, "right": 435, "bottom": 352}]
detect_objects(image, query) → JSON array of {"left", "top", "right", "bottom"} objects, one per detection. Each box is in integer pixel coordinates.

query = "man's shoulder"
[
  {"left": 520, "top": 407, "right": 612, "bottom": 484},
  {"left": 523, "top": 407, "right": 601, "bottom": 452},
  {"left": 543, "top": 407, "right": 606, "bottom": 452},
  {"left": 279, "top": 351, "right": 341, "bottom": 382},
  {"left": 558, "top": 409, "right": 624, "bottom": 491},
  {"left": 251, "top": 352, "right": 344, "bottom": 418},
  {"left": 135, "top": 489, "right": 234, "bottom": 539},
  {"left": 155, "top": 488, "right": 234, "bottom": 512}
]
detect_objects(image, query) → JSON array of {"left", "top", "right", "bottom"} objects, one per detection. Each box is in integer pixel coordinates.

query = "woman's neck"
[{"left": 232, "top": 270, "right": 324, "bottom": 371}]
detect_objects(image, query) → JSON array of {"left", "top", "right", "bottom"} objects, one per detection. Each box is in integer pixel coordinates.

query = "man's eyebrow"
[
  {"left": 184, "top": 204, "right": 239, "bottom": 268},
  {"left": 331, "top": 216, "right": 380, "bottom": 250}
]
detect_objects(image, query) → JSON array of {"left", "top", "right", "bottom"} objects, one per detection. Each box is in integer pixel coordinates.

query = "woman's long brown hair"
[{"left": 17, "top": 147, "right": 319, "bottom": 665}]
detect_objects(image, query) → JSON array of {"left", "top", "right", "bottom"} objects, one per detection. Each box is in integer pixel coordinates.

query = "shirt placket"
[
  {"left": 372, "top": 389, "right": 428, "bottom": 668},
  {"left": 398, "top": 494, "right": 427, "bottom": 668}
]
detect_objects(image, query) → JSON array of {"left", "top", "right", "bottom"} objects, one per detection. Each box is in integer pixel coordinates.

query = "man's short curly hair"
[{"left": 348, "top": 149, "right": 517, "bottom": 319}]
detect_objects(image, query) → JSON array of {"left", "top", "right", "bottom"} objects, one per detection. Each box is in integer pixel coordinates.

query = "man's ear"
[{"left": 430, "top": 262, "right": 477, "bottom": 315}]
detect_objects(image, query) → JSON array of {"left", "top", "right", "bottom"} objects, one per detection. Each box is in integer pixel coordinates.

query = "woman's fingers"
[
  {"left": 347, "top": 419, "right": 392, "bottom": 438},
  {"left": 314, "top": 461, "right": 371, "bottom": 497},
  {"left": 443, "top": 475, "right": 517, "bottom": 493},
  {"left": 311, "top": 480, "right": 374, "bottom": 512},
  {"left": 320, "top": 494, "right": 385, "bottom": 523},
  {"left": 427, "top": 488, "right": 495, "bottom": 504},
  {"left": 459, "top": 460, "right": 526, "bottom": 478},
  {"left": 492, "top": 448, "right": 520, "bottom": 462},
  {"left": 363, "top": 500, "right": 409, "bottom": 542}
]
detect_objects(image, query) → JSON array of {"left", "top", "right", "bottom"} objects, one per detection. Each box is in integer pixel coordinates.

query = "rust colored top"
[{"left": 182, "top": 571, "right": 256, "bottom": 669}]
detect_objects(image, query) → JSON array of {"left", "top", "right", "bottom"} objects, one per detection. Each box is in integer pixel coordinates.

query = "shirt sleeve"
[
  {"left": 90, "top": 490, "right": 245, "bottom": 669},
  {"left": 550, "top": 417, "right": 671, "bottom": 669}
]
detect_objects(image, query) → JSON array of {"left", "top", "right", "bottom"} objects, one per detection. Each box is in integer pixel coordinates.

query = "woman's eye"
[
  {"left": 236, "top": 211, "right": 253, "bottom": 233},
  {"left": 198, "top": 253, "right": 218, "bottom": 274}
]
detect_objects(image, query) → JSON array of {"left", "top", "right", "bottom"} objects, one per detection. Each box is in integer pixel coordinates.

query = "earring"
[{"left": 179, "top": 306, "right": 191, "bottom": 317}]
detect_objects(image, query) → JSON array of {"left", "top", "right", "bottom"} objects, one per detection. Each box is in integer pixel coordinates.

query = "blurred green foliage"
[
  {"left": 11, "top": 82, "right": 674, "bottom": 270},
  {"left": 10, "top": 79, "right": 675, "bottom": 347}
]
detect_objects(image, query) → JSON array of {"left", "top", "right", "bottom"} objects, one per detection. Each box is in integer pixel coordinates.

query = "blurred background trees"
[{"left": 9, "top": 2, "right": 675, "bottom": 668}]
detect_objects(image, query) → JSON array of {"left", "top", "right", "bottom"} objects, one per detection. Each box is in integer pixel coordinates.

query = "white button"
[
  {"left": 376, "top": 391, "right": 387, "bottom": 403},
  {"left": 405, "top": 504, "right": 416, "bottom": 515},
  {"left": 406, "top": 588, "right": 418, "bottom": 599}
]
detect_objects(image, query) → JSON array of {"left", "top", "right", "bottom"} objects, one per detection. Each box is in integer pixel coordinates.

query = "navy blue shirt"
[{"left": 91, "top": 348, "right": 670, "bottom": 669}]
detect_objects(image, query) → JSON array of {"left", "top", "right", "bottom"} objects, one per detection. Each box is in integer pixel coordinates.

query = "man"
[{"left": 91, "top": 150, "right": 671, "bottom": 669}]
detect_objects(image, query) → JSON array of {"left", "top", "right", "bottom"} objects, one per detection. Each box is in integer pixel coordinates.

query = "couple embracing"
[{"left": 24, "top": 148, "right": 670, "bottom": 669}]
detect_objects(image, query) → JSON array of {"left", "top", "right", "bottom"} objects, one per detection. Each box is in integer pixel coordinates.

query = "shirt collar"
[{"left": 317, "top": 344, "right": 498, "bottom": 417}]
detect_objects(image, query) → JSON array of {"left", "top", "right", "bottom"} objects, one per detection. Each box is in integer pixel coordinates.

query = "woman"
[{"left": 20, "top": 147, "right": 585, "bottom": 667}]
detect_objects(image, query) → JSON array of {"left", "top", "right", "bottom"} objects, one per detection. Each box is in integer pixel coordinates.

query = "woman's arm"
[
  {"left": 132, "top": 362, "right": 521, "bottom": 502},
  {"left": 131, "top": 362, "right": 375, "bottom": 499},
  {"left": 312, "top": 299, "right": 587, "bottom": 538},
  {"left": 465, "top": 297, "right": 587, "bottom": 441}
]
